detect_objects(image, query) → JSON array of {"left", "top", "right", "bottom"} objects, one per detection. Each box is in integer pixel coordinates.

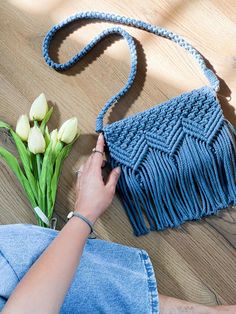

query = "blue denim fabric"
[{"left": 0, "top": 224, "right": 159, "bottom": 313}]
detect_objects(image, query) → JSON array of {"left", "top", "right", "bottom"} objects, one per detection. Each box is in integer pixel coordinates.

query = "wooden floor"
[{"left": 1, "top": 0, "right": 236, "bottom": 305}]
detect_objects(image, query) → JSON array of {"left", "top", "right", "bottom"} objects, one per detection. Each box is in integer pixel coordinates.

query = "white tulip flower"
[
  {"left": 58, "top": 117, "right": 78, "bottom": 144},
  {"left": 28, "top": 126, "right": 46, "bottom": 154},
  {"left": 15, "top": 115, "right": 30, "bottom": 141},
  {"left": 29, "top": 93, "right": 48, "bottom": 121},
  {"left": 50, "top": 129, "right": 58, "bottom": 150}
]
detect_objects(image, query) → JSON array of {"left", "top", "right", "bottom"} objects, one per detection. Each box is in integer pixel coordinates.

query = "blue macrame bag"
[{"left": 42, "top": 12, "right": 236, "bottom": 236}]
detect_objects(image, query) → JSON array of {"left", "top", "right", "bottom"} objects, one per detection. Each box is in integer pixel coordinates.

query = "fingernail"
[
  {"left": 98, "top": 133, "right": 103, "bottom": 139},
  {"left": 116, "top": 166, "right": 121, "bottom": 174}
]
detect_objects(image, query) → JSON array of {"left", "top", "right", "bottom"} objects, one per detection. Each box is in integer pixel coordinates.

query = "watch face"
[{"left": 67, "top": 211, "right": 73, "bottom": 219}]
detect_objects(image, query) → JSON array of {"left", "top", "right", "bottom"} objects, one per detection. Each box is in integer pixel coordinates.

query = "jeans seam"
[
  {"left": 139, "top": 249, "right": 159, "bottom": 314},
  {"left": 0, "top": 250, "right": 20, "bottom": 282}
]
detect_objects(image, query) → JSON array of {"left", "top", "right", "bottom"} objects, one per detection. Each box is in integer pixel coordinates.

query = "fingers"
[
  {"left": 106, "top": 166, "right": 121, "bottom": 191},
  {"left": 88, "top": 133, "right": 105, "bottom": 173},
  {"left": 101, "top": 159, "right": 106, "bottom": 168},
  {"left": 76, "top": 164, "right": 84, "bottom": 177},
  {"left": 76, "top": 164, "right": 84, "bottom": 190},
  {"left": 83, "top": 154, "right": 93, "bottom": 172}
]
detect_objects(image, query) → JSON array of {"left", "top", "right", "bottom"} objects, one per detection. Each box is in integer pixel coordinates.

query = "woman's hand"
[{"left": 74, "top": 133, "right": 121, "bottom": 224}]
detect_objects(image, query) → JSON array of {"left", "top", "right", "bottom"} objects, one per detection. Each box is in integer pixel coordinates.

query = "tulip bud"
[
  {"left": 58, "top": 117, "right": 78, "bottom": 144},
  {"left": 50, "top": 129, "right": 58, "bottom": 150},
  {"left": 44, "top": 126, "right": 51, "bottom": 147},
  {"left": 15, "top": 115, "right": 30, "bottom": 141},
  {"left": 29, "top": 93, "right": 48, "bottom": 121},
  {"left": 28, "top": 126, "right": 46, "bottom": 154}
]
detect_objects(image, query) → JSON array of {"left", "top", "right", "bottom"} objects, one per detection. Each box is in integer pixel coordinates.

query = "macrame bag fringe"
[
  {"left": 109, "top": 120, "right": 236, "bottom": 236},
  {"left": 42, "top": 11, "right": 236, "bottom": 236}
]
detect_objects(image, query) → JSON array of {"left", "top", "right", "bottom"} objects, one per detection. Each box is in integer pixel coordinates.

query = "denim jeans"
[{"left": 0, "top": 223, "right": 159, "bottom": 313}]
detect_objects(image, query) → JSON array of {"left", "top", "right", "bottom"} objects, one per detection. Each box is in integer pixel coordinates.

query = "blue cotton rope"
[
  {"left": 42, "top": 11, "right": 220, "bottom": 133},
  {"left": 42, "top": 12, "right": 236, "bottom": 236}
]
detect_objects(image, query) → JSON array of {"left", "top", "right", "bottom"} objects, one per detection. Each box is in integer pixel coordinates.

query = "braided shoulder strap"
[{"left": 42, "top": 11, "right": 220, "bottom": 132}]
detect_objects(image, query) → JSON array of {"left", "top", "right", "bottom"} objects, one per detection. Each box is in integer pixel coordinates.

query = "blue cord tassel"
[{"left": 111, "top": 122, "right": 236, "bottom": 236}]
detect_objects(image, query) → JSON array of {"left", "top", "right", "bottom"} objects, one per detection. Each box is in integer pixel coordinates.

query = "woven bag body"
[{"left": 43, "top": 12, "right": 236, "bottom": 236}]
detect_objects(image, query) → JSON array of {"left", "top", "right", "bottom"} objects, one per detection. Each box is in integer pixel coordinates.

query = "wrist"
[
  {"left": 67, "top": 211, "right": 95, "bottom": 233},
  {"left": 67, "top": 215, "right": 91, "bottom": 235},
  {"left": 74, "top": 209, "right": 98, "bottom": 225}
]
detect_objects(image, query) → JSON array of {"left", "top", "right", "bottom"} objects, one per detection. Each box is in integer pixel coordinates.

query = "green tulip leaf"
[
  {"left": 49, "top": 135, "right": 79, "bottom": 215},
  {"left": 36, "top": 182, "right": 46, "bottom": 222},
  {"left": 0, "top": 146, "right": 36, "bottom": 207},
  {"left": 0, "top": 121, "right": 11, "bottom": 130},
  {"left": 50, "top": 142, "right": 74, "bottom": 216},
  {"left": 44, "top": 126, "right": 51, "bottom": 147},
  {"left": 30, "top": 153, "right": 39, "bottom": 180},
  {"left": 54, "top": 141, "right": 63, "bottom": 156},
  {"left": 10, "top": 130, "right": 38, "bottom": 200},
  {"left": 46, "top": 161, "right": 54, "bottom": 218},
  {"left": 40, "top": 107, "right": 53, "bottom": 134},
  {"left": 39, "top": 142, "right": 53, "bottom": 214},
  {"left": 45, "top": 142, "right": 63, "bottom": 218}
]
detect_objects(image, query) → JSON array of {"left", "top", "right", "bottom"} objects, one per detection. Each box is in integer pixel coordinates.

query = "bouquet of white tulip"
[{"left": 0, "top": 93, "right": 80, "bottom": 228}]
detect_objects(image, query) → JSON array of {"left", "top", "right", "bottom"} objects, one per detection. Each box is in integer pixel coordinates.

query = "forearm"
[
  {"left": 2, "top": 217, "right": 90, "bottom": 314},
  {"left": 159, "top": 295, "right": 215, "bottom": 314}
]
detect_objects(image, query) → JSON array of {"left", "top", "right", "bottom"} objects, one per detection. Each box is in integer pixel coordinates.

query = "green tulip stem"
[
  {"left": 36, "top": 154, "right": 41, "bottom": 177},
  {"left": 33, "top": 120, "right": 38, "bottom": 127}
]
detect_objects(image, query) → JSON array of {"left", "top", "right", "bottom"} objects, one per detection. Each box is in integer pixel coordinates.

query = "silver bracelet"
[{"left": 67, "top": 211, "right": 94, "bottom": 234}]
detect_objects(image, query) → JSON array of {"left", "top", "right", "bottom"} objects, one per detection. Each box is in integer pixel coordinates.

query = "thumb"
[{"left": 106, "top": 167, "right": 121, "bottom": 190}]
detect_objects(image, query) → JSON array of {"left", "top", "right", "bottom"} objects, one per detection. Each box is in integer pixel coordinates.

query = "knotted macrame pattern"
[
  {"left": 104, "top": 86, "right": 236, "bottom": 235},
  {"left": 42, "top": 11, "right": 236, "bottom": 236}
]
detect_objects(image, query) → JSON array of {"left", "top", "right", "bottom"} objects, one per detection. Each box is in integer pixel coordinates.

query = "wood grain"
[{"left": 0, "top": 0, "right": 236, "bottom": 305}]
